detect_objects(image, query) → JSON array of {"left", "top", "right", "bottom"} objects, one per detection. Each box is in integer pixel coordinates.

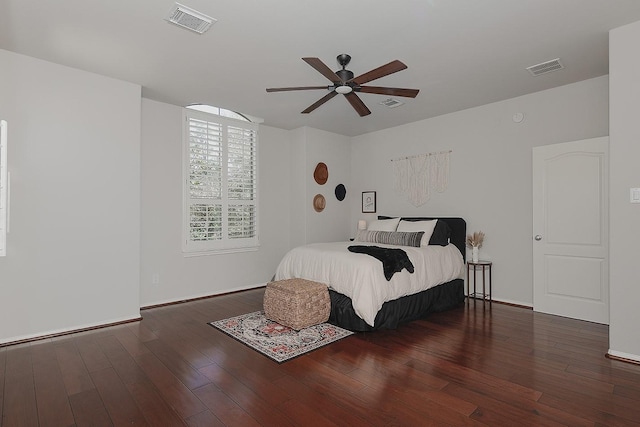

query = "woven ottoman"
[{"left": 263, "top": 278, "right": 330, "bottom": 330}]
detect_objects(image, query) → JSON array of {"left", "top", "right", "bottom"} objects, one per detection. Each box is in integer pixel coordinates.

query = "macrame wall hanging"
[{"left": 391, "top": 150, "right": 451, "bottom": 207}]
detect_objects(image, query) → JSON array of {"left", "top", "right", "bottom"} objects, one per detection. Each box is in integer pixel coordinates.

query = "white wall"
[
  {"left": 609, "top": 21, "right": 640, "bottom": 361},
  {"left": 289, "top": 128, "right": 308, "bottom": 249},
  {"left": 0, "top": 49, "right": 141, "bottom": 344},
  {"left": 304, "top": 128, "right": 352, "bottom": 243},
  {"left": 139, "top": 99, "right": 294, "bottom": 306},
  {"left": 350, "top": 76, "right": 609, "bottom": 306},
  {"left": 288, "top": 127, "right": 352, "bottom": 246}
]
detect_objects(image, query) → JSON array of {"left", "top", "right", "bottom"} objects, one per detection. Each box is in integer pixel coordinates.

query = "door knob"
[{"left": 534, "top": 235, "right": 542, "bottom": 241}]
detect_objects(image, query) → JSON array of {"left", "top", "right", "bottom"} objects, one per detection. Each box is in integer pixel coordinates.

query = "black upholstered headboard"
[{"left": 378, "top": 216, "right": 466, "bottom": 261}]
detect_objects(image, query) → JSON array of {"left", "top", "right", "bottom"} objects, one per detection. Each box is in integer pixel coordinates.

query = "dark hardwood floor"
[{"left": 2, "top": 288, "right": 640, "bottom": 426}]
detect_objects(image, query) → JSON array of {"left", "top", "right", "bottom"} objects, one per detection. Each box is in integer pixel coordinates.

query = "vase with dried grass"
[{"left": 466, "top": 231, "right": 485, "bottom": 263}]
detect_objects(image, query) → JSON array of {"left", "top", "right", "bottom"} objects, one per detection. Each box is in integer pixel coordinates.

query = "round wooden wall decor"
[
  {"left": 313, "top": 194, "right": 326, "bottom": 212},
  {"left": 335, "top": 184, "right": 346, "bottom": 201},
  {"left": 313, "top": 162, "right": 328, "bottom": 185}
]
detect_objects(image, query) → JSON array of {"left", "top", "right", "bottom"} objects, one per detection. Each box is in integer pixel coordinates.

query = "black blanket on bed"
[{"left": 348, "top": 245, "right": 414, "bottom": 281}]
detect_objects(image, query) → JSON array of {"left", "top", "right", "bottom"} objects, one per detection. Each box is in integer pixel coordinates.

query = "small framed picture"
[{"left": 362, "top": 191, "right": 376, "bottom": 213}]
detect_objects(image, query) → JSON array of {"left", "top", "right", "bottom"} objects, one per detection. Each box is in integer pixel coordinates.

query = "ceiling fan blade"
[
  {"left": 344, "top": 92, "right": 371, "bottom": 117},
  {"left": 358, "top": 86, "right": 420, "bottom": 98},
  {"left": 351, "top": 60, "right": 407, "bottom": 85},
  {"left": 266, "top": 86, "right": 327, "bottom": 92},
  {"left": 302, "top": 57, "right": 341, "bottom": 83},
  {"left": 302, "top": 91, "right": 338, "bottom": 114}
]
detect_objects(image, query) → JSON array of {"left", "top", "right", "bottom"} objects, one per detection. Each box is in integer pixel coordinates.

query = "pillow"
[
  {"left": 377, "top": 216, "right": 453, "bottom": 246},
  {"left": 428, "top": 220, "right": 451, "bottom": 246},
  {"left": 354, "top": 230, "right": 425, "bottom": 248},
  {"left": 397, "top": 219, "right": 438, "bottom": 247},
  {"left": 367, "top": 217, "right": 400, "bottom": 232}
]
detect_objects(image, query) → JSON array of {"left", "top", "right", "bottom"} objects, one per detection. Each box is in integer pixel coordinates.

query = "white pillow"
[
  {"left": 367, "top": 217, "right": 401, "bottom": 232},
  {"left": 397, "top": 219, "right": 438, "bottom": 247}
]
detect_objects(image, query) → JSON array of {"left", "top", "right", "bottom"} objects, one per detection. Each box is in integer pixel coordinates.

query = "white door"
[{"left": 532, "top": 137, "right": 608, "bottom": 324}]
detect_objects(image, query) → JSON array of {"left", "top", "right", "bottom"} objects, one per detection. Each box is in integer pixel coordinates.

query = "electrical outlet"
[{"left": 152, "top": 273, "right": 160, "bottom": 285}]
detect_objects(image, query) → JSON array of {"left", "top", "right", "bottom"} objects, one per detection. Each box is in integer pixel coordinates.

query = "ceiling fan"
[{"left": 266, "top": 54, "right": 420, "bottom": 117}]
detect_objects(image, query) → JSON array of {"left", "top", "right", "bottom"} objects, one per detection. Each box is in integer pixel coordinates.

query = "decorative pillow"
[
  {"left": 355, "top": 230, "right": 425, "bottom": 248},
  {"left": 367, "top": 217, "right": 401, "bottom": 232},
  {"left": 428, "top": 220, "right": 451, "bottom": 246},
  {"left": 397, "top": 219, "right": 438, "bottom": 247}
]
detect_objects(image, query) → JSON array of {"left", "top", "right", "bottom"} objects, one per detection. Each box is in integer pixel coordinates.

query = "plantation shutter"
[
  {"left": 227, "top": 125, "right": 257, "bottom": 239},
  {"left": 183, "top": 110, "right": 258, "bottom": 252}
]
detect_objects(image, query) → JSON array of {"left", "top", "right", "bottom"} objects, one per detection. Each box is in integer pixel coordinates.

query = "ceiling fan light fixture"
[{"left": 335, "top": 85, "right": 353, "bottom": 94}]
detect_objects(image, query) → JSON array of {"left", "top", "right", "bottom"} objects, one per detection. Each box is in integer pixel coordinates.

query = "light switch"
[{"left": 631, "top": 188, "right": 640, "bottom": 203}]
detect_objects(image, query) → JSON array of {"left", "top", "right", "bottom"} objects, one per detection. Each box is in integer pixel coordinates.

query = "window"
[
  {"left": 0, "top": 120, "right": 7, "bottom": 256},
  {"left": 183, "top": 108, "right": 259, "bottom": 254},
  {"left": 187, "top": 104, "right": 251, "bottom": 122}
]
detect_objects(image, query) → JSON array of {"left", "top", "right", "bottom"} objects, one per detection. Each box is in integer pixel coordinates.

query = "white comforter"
[{"left": 274, "top": 241, "right": 465, "bottom": 327}]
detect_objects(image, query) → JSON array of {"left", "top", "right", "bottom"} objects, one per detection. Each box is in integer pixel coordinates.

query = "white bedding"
[{"left": 274, "top": 241, "right": 465, "bottom": 327}]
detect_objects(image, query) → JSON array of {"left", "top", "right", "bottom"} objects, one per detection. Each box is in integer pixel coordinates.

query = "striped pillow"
[{"left": 354, "top": 230, "right": 425, "bottom": 247}]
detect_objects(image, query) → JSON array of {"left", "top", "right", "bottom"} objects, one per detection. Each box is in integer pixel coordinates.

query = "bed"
[{"left": 274, "top": 217, "right": 467, "bottom": 331}]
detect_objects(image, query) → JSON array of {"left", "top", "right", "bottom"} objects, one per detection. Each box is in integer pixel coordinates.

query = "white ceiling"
[{"left": 2, "top": 0, "right": 640, "bottom": 137}]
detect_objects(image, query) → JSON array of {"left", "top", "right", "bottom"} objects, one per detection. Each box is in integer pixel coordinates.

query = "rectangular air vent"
[
  {"left": 166, "top": 3, "right": 215, "bottom": 34},
  {"left": 526, "top": 58, "right": 564, "bottom": 76},
  {"left": 380, "top": 98, "right": 404, "bottom": 108}
]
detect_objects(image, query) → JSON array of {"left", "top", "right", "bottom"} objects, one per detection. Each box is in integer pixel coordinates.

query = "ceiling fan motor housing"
[
  {"left": 335, "top": 54, "right": 354, "bottom": 83},
  {"left": 336, "top": 69, "right": 354, "bottom": 82}
]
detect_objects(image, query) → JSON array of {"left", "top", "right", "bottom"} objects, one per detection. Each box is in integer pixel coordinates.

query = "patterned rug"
[{"left": 209, "top": 311, "right": 354, "bottom": 363}]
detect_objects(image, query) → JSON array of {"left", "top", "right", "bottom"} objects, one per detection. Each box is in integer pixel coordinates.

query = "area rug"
[{"left": 209, "top": 311, "right": 354, "bottom": 363}]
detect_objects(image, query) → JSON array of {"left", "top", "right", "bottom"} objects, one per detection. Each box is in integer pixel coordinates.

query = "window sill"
[{"left": 182, "top": 245, "right": 260, "bottom": 257}]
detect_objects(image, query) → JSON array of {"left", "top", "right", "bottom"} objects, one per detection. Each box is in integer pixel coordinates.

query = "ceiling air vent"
[
  {"left": 380, "top": 98, "right": 404, "bottom": 108},
  {"left": 166, "top": 3, "right": 215, "bottom": 34},
  {"left": 526, "top": 58, "right": 564, "bottom": 76}
]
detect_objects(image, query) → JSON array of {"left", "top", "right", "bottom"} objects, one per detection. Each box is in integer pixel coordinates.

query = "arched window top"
[{"left": 186, "top": 104, "right": 251, "bottom": 122}]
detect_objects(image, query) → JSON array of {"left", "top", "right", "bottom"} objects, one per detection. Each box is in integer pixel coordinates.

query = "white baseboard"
[
  {"left": 607, "top": 349, "right": 640, "bottom": 364},
  {"left": 141, "top": 282, "right": 267, "bottom": 309},
  {"left": 483, "top": 297, "right": 533, "bottom": 308},
  {"left": 0, "top": 313, "right": 141, "bottom": 346},
  {"left": 2, "top": 283, "right": 270, "bottom": 346}
]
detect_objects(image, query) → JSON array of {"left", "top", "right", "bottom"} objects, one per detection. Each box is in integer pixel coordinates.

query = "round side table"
[{"left": 466, "top": 260, "right": 492, "bottom": 302}]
